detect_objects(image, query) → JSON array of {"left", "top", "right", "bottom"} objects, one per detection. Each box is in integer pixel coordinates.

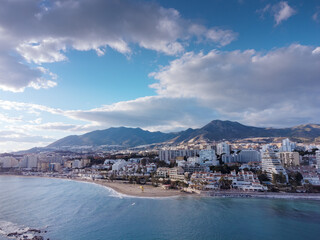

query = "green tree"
[
  {"left": 140, "top": 158, "right": 147, "bottom": 166},
  {"left": 219, "top": 177, "right": 232, "bottom": 189},
  {"left": 288, "top": 172, "right": 303, "bottom": 186},
  {"left": 157, "top": 160, "right": 168, "bottom": 167},
  {"left": 257, "top": 171, "right": 270, "bottom": 183}
]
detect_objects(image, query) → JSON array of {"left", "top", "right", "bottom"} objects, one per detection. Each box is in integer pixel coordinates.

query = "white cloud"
[
  {"left": 0, "top": 130, "right": 55, "bottom": 143},
  {"left": 0, "top": 129, "right": 55, "bottom": 152},
  {"left": 188, "top": 24, "right": 238, "bottom": 46},
  {"left": 16, "top": 38, "right": 68, "bottom": 64},
  {"left": 150, "top": 44, "right": 320, "bottom": 127},
  {"left": 64, "top": 96, "right": 217, "bottom": 132},
  {"left": 205, "top": 28, "right": 238, "bottom": 46},
  {"left": 0, "top": 54, "right": 56, "bottom": 92},
  {"left": 313, "top": 9, "right": 320, "bottom": 22},
  {"left": 0, "top": 114, "right": 22, "bottom": 123},
  {"left": 258, "top": 1, "right": 296, "bottom": 26},
  {"left": 25, "top": 122, "right": 100, "bottom": 133},
  {"left": 274, "top": 1, "right": 296, "bottom": 25},
  {"left": 0, "top": 0, "right": 237, "bottom": 92}
]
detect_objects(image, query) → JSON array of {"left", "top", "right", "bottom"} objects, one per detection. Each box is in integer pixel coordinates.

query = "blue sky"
[{"left": 0, "top": 0, "right": 319, "bottom": 152}]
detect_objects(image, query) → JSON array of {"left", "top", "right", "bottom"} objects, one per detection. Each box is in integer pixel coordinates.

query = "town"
[{"left": 1, "top": 138, "right": 320, "bottom": 195}]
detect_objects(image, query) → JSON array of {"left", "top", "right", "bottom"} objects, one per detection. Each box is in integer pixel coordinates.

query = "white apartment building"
[
  {"left": 168, "top": 167, "right": 185, "bottom": 181},
  {"left": 316, "top": 150, "right": 320, "bottom": 173},
  {"left": 0, "top": 156, "right": 19, "bottom": 168},
  {"left": 199, "top": 149, "right": 218, "bottom": 166},
  {"left": 156, "top": 167, "right": 170, "bottom": 178},
  {"left": 187, "top": 156, "right": 201, "bottom": 165},
  {"left": 278, "top": 152, "right": 300, "bottom": 167},
  {"left": 280, "top": 138, "right": 296, "bottom": 152},
  {"left": 159, "top": 149, "right": 200, "bottom": 163},
  {"left": 222, "top": 154, "right": 240, "bottom": 163},
  {"left": 20, "top": 155, "right": 38, "bottom": 169},
  {"left": 216, "top": 142, "right": 230, "bottom": 155},
  {"left": 72, "top": 159, "right": 82, "bottom": 169},
  {"left": 239, "top": 150, "right": 261, "bottom": 163},
  {"left": 261, "top": 150, "right": 288, "bottom": 182}
]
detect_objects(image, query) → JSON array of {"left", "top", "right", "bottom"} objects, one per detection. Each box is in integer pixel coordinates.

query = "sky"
[{"left": 0, "top": 0, "right": 319, "bottom": 152}]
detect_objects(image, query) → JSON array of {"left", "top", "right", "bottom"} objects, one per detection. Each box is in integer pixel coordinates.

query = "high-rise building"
[
  {"left": 239, "top": 150, "right": 260, "bottom": 163},
  {"left": 278, "top": 152, "right": 300, "bottom": 167},
  {"left": 158, "top": 149, "right": 200, "bottom": 163},
  {"left": 280, "top": 138, "right": 296, "bottom": 152},
  {"left": 316, "top": 150, "right": 320, "bottom": 173},
  {"left": 0, "top": 157, "right": 19, "bottom": 168},
  {"left": 199, "top": 149, "right": 218, "bottom": 166},
  {"left": 20, "top": 155, "right": 38, "bottom": 169},
  {"left": 216, "top": 142, "right": 230, "bottom": 155},
  {"left": 261, "top": 150, "right": 288, "bottom": 182},
  {"left": 222, "top": 154, "right": 240, "bottom": 163}
]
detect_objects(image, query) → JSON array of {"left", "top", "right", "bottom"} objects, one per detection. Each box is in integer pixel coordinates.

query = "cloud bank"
[
  {"left": 0, "top": 0, "right": 236, "bottom": 92},
  {"left": 1, "top": 45, "right": 319, "bottom": 134}
]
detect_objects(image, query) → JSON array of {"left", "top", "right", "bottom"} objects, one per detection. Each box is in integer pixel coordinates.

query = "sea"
[{"left": 0, "top": 176, "right": 320, "bottom": 240}]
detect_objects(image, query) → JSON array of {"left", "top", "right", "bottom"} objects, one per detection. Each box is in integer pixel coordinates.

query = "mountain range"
[{"left": 47, "top": 120, "right": 320, "bottom": 148}]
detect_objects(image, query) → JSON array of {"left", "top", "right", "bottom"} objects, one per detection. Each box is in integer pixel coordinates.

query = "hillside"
[
  {"left": 48, "top": 127, "right": 177, "bottom": 148},
  {"left": 48, "top": 120, "right": 320, "bottom": 148}
]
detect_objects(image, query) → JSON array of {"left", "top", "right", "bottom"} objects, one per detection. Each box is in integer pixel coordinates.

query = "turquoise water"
[{"left": 0, "top": 176, "right": 320, "bottom": 240}]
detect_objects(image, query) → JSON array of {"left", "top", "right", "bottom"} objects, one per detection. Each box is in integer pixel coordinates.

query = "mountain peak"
[{"left": 48, "top": 120, "right": 320, "bottom": 148}]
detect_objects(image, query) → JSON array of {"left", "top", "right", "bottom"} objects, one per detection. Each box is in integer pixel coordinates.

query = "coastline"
[
  {"left": 2, "top": 174, "right": 320, "bottom": 200},
  {"left": 74, "top": 178, "right": 187, "bottom": 198},
  {"left": 0, "top": 174, "right": 186, "bottom": 198},
  {"left": 208, "top": 190, "right": 320, "bottom": 201}
]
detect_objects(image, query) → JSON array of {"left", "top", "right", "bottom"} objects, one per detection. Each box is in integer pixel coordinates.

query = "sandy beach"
[{"left": 95, "top": 180, "right": 186, "bottom": 198}]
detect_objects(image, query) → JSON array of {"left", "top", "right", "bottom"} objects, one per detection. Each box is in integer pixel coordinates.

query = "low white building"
[
  {"left": 72, "top": 159, "right": 82, "bottom": 168},
  {"left": 146, "top": 163, "right": 157, "bottom": 173},
  {"left": 168, "top": 167, "right": 185, "bottom": 181},
  {"left": 190, "top": 170, "right": 267, "bottom": 191},
  {"left": 187, "top": 156, "right": 201, "bottom": 165},
  {"left": 156, "top": 167, "right": 170, "bottom": 178},
  {"left": 302, "top": 175, "right": 320, "bottom": 186},
  {"left": 112, "top": 159, "right": 128, "bottom": 172}
]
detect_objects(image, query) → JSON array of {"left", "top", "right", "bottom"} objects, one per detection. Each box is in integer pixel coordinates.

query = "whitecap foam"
[
  {"left": 0, "top": 220, "right": 47, "bottom": 240},
  {"left": 0, "top": 220, "right": 33, "bottom": 239}
]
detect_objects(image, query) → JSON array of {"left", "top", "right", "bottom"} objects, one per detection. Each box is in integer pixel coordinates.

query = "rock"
[
  {"left": 7, "top": 232, "right": 18, "bottom": 237},
  {"left": 32, "top": 236, "right": 44, "bottom": 240}
]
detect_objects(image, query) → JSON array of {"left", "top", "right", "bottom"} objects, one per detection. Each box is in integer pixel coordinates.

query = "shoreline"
[
  {"left": 207, "top": 191, "right": 320, "bottom": 201},
  {"left": 75, "top": 178, "right": 188, "bottom": 198},
  {"left": 0, "top": 174, "right": 187, "bottom": 198},
  {"left": 2, "top": 174, "right": 320, "bottom": 200}
]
